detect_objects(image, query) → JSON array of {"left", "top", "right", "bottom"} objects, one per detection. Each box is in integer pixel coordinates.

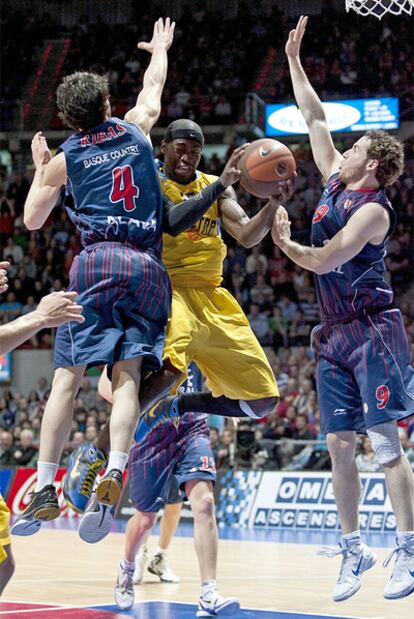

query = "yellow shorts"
[
  {"left": 0, "top": 494, "right": 11, "bottom": 564},
  {"left": 163, "top": 286, "right": 278, "bottom": 400}
]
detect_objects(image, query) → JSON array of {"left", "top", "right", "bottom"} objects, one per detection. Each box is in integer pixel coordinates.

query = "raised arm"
[
  {"left": 23, "top": 132, "right": 67, "bottom": 230},
  {"left": 124, "top": 17, "right": 175, "bottom": 135},
  {"left": 271, "top": 204, "right": 390, "bottom": 275},
  {"left": 286, "top": 16, "right": 342, "bottom": 180},
  {"left": 220, "top": 181, "right": 295, "bottom": 248}
]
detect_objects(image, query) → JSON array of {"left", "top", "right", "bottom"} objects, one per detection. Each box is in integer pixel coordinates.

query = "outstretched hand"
[
  {"left": 36, "top": 291, "right": 84, "bottom": 328},
  {"left": 218, "top": 144, "right": 249, "bottom": 187},
  {"left": 138, "top": 17, "right": 175, "bottom": 54},
  {"left": 285, "top": 15, "right": 308, "bottom": 60},
  {"left": 271, "top": 206, "right": 292, "bottom": 246}
]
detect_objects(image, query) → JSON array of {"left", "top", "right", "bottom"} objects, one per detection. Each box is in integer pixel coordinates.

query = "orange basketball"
[{"left": 238, "top": 138, "right": 296, "bottom": 198}]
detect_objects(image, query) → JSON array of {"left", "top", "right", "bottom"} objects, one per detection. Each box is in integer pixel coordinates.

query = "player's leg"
[
  {"left": 12, "top": 365, "right": 86, "bottom": 535},
  {"left": 147, "top": 501, "right": 181, "bottom": 583},
  {"left": 96, "top": 356, "right": 143, "bottom": 506},
  {"left": 317, "top": 355, "right": 376, "bottom": 602},
  {"left": 175, "top": 425, "right": 240, "bottom": 617},
  {"left": 115, "top": 510, "right": 158, "bottom": 610},
  {"left": 356, "top": 310, "right": 414, "bottom": 599}
]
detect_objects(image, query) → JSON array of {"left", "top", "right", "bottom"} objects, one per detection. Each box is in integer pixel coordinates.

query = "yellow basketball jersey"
[{"left": 159, "top": 166, "right": 226, "bottom": 287}]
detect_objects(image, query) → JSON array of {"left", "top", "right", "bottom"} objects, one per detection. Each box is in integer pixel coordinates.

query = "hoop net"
[{"left": 346, "top": 0, "right": 414, "bottom": 19}]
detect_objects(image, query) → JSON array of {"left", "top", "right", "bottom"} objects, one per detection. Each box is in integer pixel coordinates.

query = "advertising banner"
[{"left": 265, "top": 98, "right": 399, "bottom": 136}]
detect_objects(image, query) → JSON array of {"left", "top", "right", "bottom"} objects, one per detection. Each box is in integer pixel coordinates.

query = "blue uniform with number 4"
[
  {"left": 54, "top": 117, "right": 171, "bottom": 371},
  {"left": 129, "top": 363, "right": 216, "bottom": 512},
  {"left": 311, "top": 173, "right": 414, "bottom": 433}
]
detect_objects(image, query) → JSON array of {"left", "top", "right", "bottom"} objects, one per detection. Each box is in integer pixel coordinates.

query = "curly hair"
[
  {"left": 365, "top": 130, "right": 405, "bottom": 187},
  {"left": 56, "top": 72, "right": 109, "bottom": 132}
]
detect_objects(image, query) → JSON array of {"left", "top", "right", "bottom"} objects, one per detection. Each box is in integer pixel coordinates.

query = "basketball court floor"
[{"left": 1, "top": 520, "right": 412, "bottom": 619}]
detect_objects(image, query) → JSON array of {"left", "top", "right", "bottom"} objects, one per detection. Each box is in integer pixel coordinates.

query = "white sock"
[
  {"left": 397, "top": 530, "right": 414, "bottom": 546},
  {"left": 341, "top": 530, "right": 362, "bottom": 549},
  {"left": 121, "top": 557, "right": 135, "bottom": 572},
  {"left": 36, "top": 462, "right": 58, "bottom": 491},
  {"left": 155, "top": 545, "right": 166, "bottom": 556},
  {"left": 106, "top": 451, "right": 128, "bottom": 473},
  {"left": 201, "top": 579, "right": 217, "bottom": 597}
]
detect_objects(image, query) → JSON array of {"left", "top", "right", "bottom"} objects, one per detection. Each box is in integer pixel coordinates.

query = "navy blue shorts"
[
  {"left": 54, "top": 242, "right": 171, "bottom": 370},
  {"left": 128, "top": 418, "right": 216, "bottom": 513},
  {"left": 313, "top": 309, "right": 414, "bottom": 433}
]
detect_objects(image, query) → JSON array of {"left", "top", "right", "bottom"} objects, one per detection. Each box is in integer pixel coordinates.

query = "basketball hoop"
[{"left": 346, "top": 0, "right": 414, "bottom": 19}]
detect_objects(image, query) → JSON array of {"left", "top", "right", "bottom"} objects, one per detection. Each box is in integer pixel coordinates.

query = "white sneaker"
[
  {"left": 78, "top": 493, "right": 114, "bottom": 543},
  {"left": 197, "top": 588, "right": 240, "bottom": 617},
  {"left": 148, "top": 552, "right": 180, "bottom": 583},
  {"left": 318, "top": 541, "right": 377, "bottom": 602},
  {"left": 134, "top": 545, "right": 148, "bottom": 584},
  {"left": 114, "top": 562, "right": 135, "bottom": 610},
  {"left": 383, "top": 533, "right": 414, "bottom": 599}
]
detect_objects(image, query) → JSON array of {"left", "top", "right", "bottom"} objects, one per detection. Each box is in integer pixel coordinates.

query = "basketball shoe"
[
  {"left": 96, "top": 468, "right": 123, "bottom": 506},
  {"left": 114, "top": 560, "right": 135, "bottom": 610},
  {"left": 134, "top": 396, "right": 180, "bottom": 443},
  {"left": 63, "top": 443, "right": 106, "bottom": 513},
  {"left": 148, "top": 551, "right": 180, "bottom": 583},
  {"left": 383, "top": 532, "right": 414, "bottom": 599},
  {"left": 134, "top": 545, "right": 148, "bottom": 584},
  {"left": 11, "top": 485, "right": 60, "bottom": 536},
  {"left": 318, "top": 538, "right": 377, "bottom": 602},
  {"left": 197, "top": 588, "right": 240, "bottom": 617},
  {"left": 78, "top": 493, "right": 115, "bottom": 543}
]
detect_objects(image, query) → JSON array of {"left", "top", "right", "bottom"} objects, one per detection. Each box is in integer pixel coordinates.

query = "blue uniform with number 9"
[
  {"left": 311, "top": 174, "right": 414, "bottom": 433},
  {"left": 54, "top": 117, "right": 171, "bottom": 371}
]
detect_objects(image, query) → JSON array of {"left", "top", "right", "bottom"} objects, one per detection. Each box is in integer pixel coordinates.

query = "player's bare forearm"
[
  {"left": 24, "top": 167, "right": 54, "bottom": 230},
  {"left": 235, "top": 200, "right": 279, "bottom": 248},
  {"left": 288, "top": 58, "right": 326, "bottom": 124},
  {"left": 277, "top": 238, "right": 324, "bottom": 273},
  {"left": 0, "top": 311, "right": 48, "bottom": 355}
]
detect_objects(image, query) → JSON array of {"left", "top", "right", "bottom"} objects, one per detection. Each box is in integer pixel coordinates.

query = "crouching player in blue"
[
  {"left": 82, "top": 363, "right": 240, "bottom": 617},
  {"left": 272, "top": 16, "right": 414, "bottom": 602},
  {"left": 12, "top": 18, "right": 245, "bottom": 537}
]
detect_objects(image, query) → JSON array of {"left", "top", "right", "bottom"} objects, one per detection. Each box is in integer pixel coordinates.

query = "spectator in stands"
[
  {"left": 10, "top": 429, "right": 37, "bottom": 466},
  {"left": 209, "top": 427, "right": 219, "bottom": 462},
  {"left": 0, "top": 292, "right": 22, "bottom": 323},
  {"left": 217, "top": 428, "right": 235, "bottom": 469},
  {"left": 0, "top": 431, "right": 13, "bottom": 465},
  {"left": 355, "top": 436, "right": 382, "bottom": 473},
  {"left": 247, "top": 303, "right": 270, "bottom": 345}
]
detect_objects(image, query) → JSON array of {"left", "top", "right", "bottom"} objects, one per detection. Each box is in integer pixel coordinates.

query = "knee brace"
[{"left": 367, "top": 422, "right": 404, "bottom": 465}]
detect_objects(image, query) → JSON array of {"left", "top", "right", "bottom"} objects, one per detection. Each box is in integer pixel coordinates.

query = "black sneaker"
[
  {"left": 11, "top": 485, "right": 60, "bottom": 536},
  {"left": 95, "top": 469, "right": 123, "bottom": 506}
]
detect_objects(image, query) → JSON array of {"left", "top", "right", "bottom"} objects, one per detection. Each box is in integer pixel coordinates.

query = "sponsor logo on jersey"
[{"left": 313, "top": 204, "right": 329, "bottom": 223}]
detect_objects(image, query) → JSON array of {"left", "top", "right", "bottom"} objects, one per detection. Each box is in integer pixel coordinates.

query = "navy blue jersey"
[
  {"left": 60, "top": 117, "right": 163, "bottom": 255},
  {"left": 311, "top": 173, "right": 396, "bottom": 319}
]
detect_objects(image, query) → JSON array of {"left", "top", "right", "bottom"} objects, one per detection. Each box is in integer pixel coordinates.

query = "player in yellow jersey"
[{"left": 0, "top": 492, "right": 14, "bottom": 595}]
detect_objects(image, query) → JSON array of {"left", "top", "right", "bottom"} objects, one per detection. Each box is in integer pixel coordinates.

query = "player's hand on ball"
[
  {"left": 271, "top": 206, "right": 291, "bottom": 246},
  {"left": 269, "top": 175, "right": 297, "bottom": 203},
  {"left": 36, "top": 291, "right": 85, "bottom": 328},
  {"left": 138, "top": 17, "right": 175, "bottom": 54},
  {"left": 31, "top": 131, "right": 52, "bottom": 168},
  {"left": 219, "top": 144, "right": 249, "bottom": 187},
  {"left": 285, "top": 15, "right": 308, "bottom": 59},
  {"left": 0, "top": 261, "right": 10, "bottom": 294}
]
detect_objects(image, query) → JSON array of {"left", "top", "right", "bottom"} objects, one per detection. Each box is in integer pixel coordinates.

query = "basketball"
[{"left": 238, "top": 138, "right": 296, "bottom": 198}]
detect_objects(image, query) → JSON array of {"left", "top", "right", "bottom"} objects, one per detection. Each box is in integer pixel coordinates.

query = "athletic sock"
[
  {"left": 396, "top": 530, "right": 414, "bottom": 546},
  {"left": 36, "top": 462, "right": 58, "bottom": 491},
  {"left": 178, "top": 393, "right": 267, "bottom": 419},
  {"left": 106, "top": 451, "right": 128, "bottom": 473},
  {"left": 201, "top": 579, "right": 218, "bottom": 597},
  {"left": 341, "top": 529, "right": 362, "bottom": 549},
  {"left": 121, "top": 557, "right": 135, "bottom": 572},
  {"left": 154, "top": 545, "right": 166, "bottom": 556}
]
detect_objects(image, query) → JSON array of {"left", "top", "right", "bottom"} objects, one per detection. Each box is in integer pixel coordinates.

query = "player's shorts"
[
  {"left": 313, "top": 309, "right": 414, "bottom": 433},
  {"left": 163, "top": 286, "right": 278, "bottom": 400},
  {"left": 129, "top": 418, "right": 216, "bottom": 513},
  {"left": 54, "top": 242, "right": 171, "bottom": 371},
  {"left": 0, "top": 494, "right": 11, "bottom": 564}
]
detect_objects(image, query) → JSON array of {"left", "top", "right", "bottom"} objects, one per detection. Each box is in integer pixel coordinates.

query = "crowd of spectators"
[
  {"left": 2, "top": 3, "right": 413, "bottom": 130},
  {"left": 1, "top": 138, "right": 413, "bottom": 471}
]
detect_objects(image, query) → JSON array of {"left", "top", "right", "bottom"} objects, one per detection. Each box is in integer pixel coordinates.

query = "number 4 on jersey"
[{"left": 110, "top": 165, "right": 139, "bottom": 212}]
